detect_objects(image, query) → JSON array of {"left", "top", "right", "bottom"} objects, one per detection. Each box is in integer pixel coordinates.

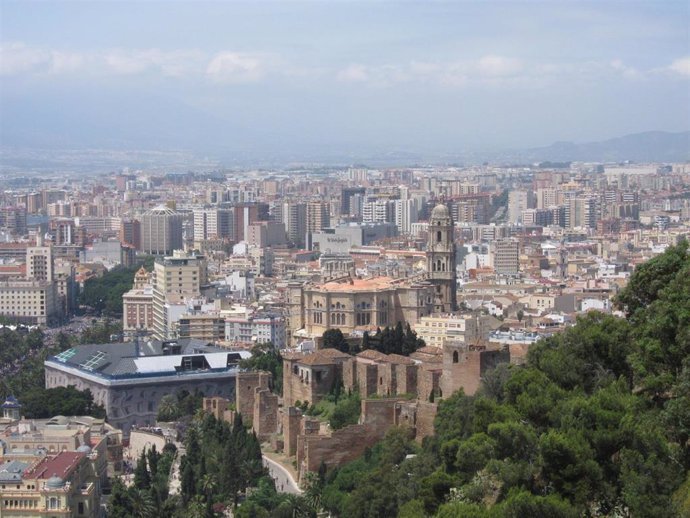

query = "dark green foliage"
[
  {"left": 615, "top": 239, "right": 688, "bottom": 318},
  {"left": 322, "top": 324, "right": 425, "bottom": 357},
  {"left": 329, "top": 391, "right": 361, "bottom": 430},
  {"left": 180, "top": 413, "right": 267, "bottom": 512},
  {"left": 121, "top": 411, "right": 271, "bottom": 516},
  {"left": 108, "top": 446, "right": 176, "bottom": 518},
  {"left": 134, "top": 451, "right": 151, "bottom": 490},
  {"left": 239, "top": 343, "right": 283, "bottom": 395},
  {"left": 157, "top": 388, "right": 204, "bottom": 421},
  {"left": 322, "top": 329, "right": 352, "bottom": 354},
  {"left": 79, "top": 265, "right": 142, "bottom": 317},
  {"left": 20, "top": 385, "right": 106, "bottom": 419},
  {"left": 313, "top": 243, "right": 690, "bottom": 518},
  {"left": 79, "top": 318, "right": 123, "bottom": 344}
]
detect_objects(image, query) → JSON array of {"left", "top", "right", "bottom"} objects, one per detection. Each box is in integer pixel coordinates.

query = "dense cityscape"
[
  {"left": 0, "top": 161, "right": 688, "bottom": 516},
  {"left": 2, "top": 0, "right": 690, "bottom": 516}
]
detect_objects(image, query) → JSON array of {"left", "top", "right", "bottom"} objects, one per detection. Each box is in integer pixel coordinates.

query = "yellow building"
[
  {"left": 413, "top": 314, "right": 501, "bottom": 348},
  {"left": 0, "top": 451, "right": 100, "bottom": 518},
  {"left": 287, "top": 276, "right": 435, "bottom": 344}
]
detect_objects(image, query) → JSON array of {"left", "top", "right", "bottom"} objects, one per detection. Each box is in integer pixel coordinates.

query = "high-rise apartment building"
[
  {"left": 363, "top": 200, "right": 394, "bottom": 224},
  {"left": 140, "top": 206, "right": 184, "bottom": 255},
  {"left": 283, "top": 202, "right": 307, "bottom": 248},
  {"left": 119, "top": 218, "right": 141, "bottom": 249},
  {"left": 193, "top": 208, "right": 233, "bottom": 241},
  {"left": 394, "top": 199, "right": 418, "bottom": 234},
  {"left": 537, "top": 188, "right": 559, "bottom": 209},
  {"left": 340, "top": 187, "right": 366, "bottom": 215},
  {"left": 566, "top": 196, "right": 597, "bottom": 229},
  {"left": 508, "top": 190, "right": 536, "bottom": 224},
  {"left": 306, "top": 201, "right": 330, "bottom": 235},
  {"left": 151, "top": 252, "right": 207, "bottom": 339},
  {"left": 0, "top": 206, "right": 27, "bottom": 236},
  {"left": 26, "top": 234, "right": 53, "bottom": 282},
  {"left": 493, "top": 239, "right": 520, "bottom": 275}
]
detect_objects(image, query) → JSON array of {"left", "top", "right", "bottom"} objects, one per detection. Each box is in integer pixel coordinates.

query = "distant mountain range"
[
  {"left": 1, "top": 130, "right": 688, "bottom": 172},
  {"left": 512, "top": 131, "right": 690, "bottom": 164}
]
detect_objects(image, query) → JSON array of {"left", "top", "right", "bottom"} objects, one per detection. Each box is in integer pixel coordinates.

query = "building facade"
[
  {"left": 287, "top": 276, "right": 435, "bottom": 344},
  {"left": 44, "top": 340, "right": 251, "bottom": 434},
  {"left": 140, "top": 206, "right": 184, "bottom": 255}
]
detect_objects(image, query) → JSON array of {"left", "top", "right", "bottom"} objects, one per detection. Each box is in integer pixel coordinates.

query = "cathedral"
[{"left": 427, "top": 202, "right": 457, "bottom": 313}]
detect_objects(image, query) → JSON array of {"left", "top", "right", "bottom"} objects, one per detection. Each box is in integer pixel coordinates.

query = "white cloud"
[
  {"left": 668, "top": 57, "right": 690, "bottom": 77},
  {"left": 610, "top": 59, "right": 638, "bottom": 78},
  {"left": 104, "top": 49, "right": 204, "bottom": 76},
  {"left": 0, "top": 42, "right": 83, "bottom": 76},
  {"left": 336, "top": 64, "right": 369, "bottom": 82},
  {"left": 476, "top": 55, "right": 523, "bottom": 76},
  {"left": 49, "top": 51, "right": 84, "bottom": 74},
  {"left": 206, "top": 52, "right": 265, "bottom": 83}
]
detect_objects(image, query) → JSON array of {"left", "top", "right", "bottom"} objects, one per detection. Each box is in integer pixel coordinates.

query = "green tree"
[
  {"left": 322, "top": 329, "right": 349, "bottom": 353},
  {"left": 134, "top": 451, "right": 151, "bottom": 490},
  {"left": 239, "top": 343, "right": 283, "bottom": 395},
  {"left": 108, "top": 478, "right": 134, "bottom": 518},
  {"left": 615, "top": 239, "right": 688, "bottom": 318},
  {"left": 157, "top": 394, "right": 180, "bottom": 422}
]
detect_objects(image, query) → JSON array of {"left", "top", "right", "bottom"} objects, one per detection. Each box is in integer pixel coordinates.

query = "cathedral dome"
[{"left": 431, "top": 203, "right": 450, "bottom": 220}]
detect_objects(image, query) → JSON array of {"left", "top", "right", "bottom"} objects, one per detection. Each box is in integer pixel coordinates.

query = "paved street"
[{"left": 262, "top": 455, "right": 302, "bottom": 495}]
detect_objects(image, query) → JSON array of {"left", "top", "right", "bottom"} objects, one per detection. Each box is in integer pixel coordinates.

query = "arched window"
[{"left": 452, "top": 351, "right": 459, "bottom": 363}]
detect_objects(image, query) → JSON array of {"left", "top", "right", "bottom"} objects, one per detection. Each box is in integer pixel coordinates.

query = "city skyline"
[{"left": 1, "top": 1, "right": 689, "bottom": 165}]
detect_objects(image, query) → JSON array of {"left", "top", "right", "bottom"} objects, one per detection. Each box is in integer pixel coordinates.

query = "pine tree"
[
  {"left": 362, "top": 331, "right": 371, "bottom": 351},
  {"left": 181, "top": 458, "right": 196, "bottom": 503},
  {"left": 134, "top": 450, "right": 151, "bottom": 490}
]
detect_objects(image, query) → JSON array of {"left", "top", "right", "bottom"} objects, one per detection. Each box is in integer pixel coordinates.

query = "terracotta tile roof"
[
  {"left": 415, "top": 346, "right": 443, "bottom": 355},
  {"left": 24, "top": 451, "right": 85, "bottom": 480},
  {"left": 298, "top": 348, "right": 352, "bottom": 365},
  {"left": 357, "top": 349, "right": 389, "bottom": 361},
  {"left": 316, "top": 276, "right": 396, "bottom": 293},
  {"left": 385, "top": 354, "right": 415, "bottom": 365}
]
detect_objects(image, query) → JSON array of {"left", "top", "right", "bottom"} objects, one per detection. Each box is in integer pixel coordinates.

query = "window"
[
  {"left": 453, "top": 351, "right": 459, "bottom": 363},
  {"left": 437, "top": 231, "right": 442, "bottom": 242},
  {"left": 78, "top": 502, "right": 84, "bottom": 515}
]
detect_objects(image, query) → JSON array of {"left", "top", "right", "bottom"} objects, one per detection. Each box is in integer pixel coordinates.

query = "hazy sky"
[{"left": 1, "top": 1, "right": 689, "bottom": 160}]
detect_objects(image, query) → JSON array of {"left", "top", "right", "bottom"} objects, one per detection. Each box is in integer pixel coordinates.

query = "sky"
[{"left": 1, "top": 0, "right": 689, "bottom": 162}]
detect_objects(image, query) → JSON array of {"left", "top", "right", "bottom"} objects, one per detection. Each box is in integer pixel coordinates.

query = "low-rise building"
[
  {"left": 44, "top": 339, "right": 251, "bottom": 435},
  {"left": 413, "top": 313, "right": 501, "bottom": 348},
  {"left": 0, "top": 451, "right": 100, "bottom": 518},
  {"left": 224, "top": 313, "right": 286, "bottom": 348}
]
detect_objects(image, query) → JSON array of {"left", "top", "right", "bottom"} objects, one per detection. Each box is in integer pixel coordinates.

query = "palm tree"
[
  {"left": 157, "top": 394, "right": 178, "bottom": 422},
  {"left": 130, "top": 488, "right": 156, "bottom": 518},
  {"left": 200, "top": 473, "right": 217, "bottom": 499}
]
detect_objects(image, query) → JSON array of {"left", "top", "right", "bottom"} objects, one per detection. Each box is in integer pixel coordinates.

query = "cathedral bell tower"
[{"left": 427, "top": 202, "right": 457, "bottom": 313}]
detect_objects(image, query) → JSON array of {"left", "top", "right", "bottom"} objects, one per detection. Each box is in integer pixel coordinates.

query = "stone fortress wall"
[{"left": 205, "top": 339, "right": 510, "bottom": 483}]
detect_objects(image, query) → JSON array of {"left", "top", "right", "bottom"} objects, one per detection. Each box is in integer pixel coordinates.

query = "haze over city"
[{"left": 1, "top": 1, "right": 689, "bottom": 167}]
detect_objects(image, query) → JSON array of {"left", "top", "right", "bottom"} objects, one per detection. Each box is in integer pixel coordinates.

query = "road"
[{"left": 262, "top": 455, "right": 302, "bottom": 495}]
